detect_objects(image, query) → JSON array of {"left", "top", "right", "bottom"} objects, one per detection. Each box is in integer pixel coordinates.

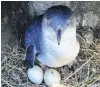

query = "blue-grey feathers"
[
  {"left": 24, "top": 5, "right": 77, "bottom": 68},
  {"left": 44, "top": 5, "right": 72, "bottom": 30},
  {"left": 24, "top": 15, "right": 43, "bottom": 68},
  {"left": 25, "top": 45, "right": 34, "bottom": 68}
]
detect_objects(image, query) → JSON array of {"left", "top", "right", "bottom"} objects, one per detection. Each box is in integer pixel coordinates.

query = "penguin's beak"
[{"left": 57, "top": 29, "right": 61, "bottom": 45}]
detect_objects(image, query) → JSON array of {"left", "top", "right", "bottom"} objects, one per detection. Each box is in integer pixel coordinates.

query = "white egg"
[
  {"left": 44, "top": 69, "right": 61, "bottom": 87},
  {"left": 27, "top": 65, "right": 43, "bottom": 85}
]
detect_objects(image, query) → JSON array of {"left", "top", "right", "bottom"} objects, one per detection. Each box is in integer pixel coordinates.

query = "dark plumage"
[
  {"left": 24, "top": 15, "right": 43, "bottom": 68},
  {"left": 44, "top": 5, "right": 72, "bottom": 30}
]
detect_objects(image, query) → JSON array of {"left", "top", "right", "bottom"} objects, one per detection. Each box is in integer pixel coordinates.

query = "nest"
[{"left": 1, "top": 27, "right": 100, "bottom": 87}]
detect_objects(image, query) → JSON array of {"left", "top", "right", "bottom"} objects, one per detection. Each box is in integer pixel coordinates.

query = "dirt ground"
[{"left": 1, "top": 1, "right": 100, "bottom": 87}]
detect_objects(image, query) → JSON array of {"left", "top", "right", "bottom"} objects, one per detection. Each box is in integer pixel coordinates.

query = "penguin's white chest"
[{"left": 38, "top": 27, "right": 80, "bottom": 67}]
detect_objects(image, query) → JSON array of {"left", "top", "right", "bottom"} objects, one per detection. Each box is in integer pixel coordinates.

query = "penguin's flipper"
[{"left": 25, "top": 45, "right": 36, "bottom": 68}]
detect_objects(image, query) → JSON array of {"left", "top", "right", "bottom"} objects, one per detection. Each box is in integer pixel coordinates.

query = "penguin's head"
[{"left": 43, "top": 5, "right": 72, "bottom": 45}]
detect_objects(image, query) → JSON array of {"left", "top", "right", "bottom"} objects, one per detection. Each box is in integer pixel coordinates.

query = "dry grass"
[{"left": 1, "top": 28, "right": 100, "bottom": 87}]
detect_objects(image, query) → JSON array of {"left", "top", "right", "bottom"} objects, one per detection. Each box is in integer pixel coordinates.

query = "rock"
[
  {"left": 31, "top": 1, "right": 70, "bottom": 16},
  {"left": 82, "top": 12, "right": 99, "bottom": 28}
]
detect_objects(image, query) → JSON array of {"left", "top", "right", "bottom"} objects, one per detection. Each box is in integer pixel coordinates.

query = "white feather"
[{"left": 38, "top": 17, "right": 80, "bottom": 67}]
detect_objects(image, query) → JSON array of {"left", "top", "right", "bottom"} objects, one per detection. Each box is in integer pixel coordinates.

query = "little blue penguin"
[{"left": 24, "top": 5, "right": 80, "bottom": 68}]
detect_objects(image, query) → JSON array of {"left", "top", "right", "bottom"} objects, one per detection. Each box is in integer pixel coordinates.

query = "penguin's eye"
[
  {"left": 65, "top": 20, "right": 70, "bottom": 27},
  {"left": 67, "top": 20, "right": 70, "bottom": 24},
  {"left": 48, "top": 20, "right": 51, "bottom": 25},
  {"left": 63, "top": 20, "right": 70, "bottom": 30}
]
